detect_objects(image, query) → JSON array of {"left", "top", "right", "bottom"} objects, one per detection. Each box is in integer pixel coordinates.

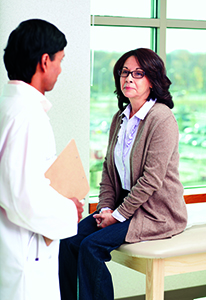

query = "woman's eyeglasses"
[{"left": 118, "top": 68, "right": 145, "bottom": 79}]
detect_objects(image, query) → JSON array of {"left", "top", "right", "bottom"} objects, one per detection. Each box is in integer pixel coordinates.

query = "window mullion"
[
  {"left": 167, "top": 19, "right": 206, "bottom": 29},
  {"left": 90, "top": 15, "right": 160, "bottom": 27},
  {"left": 156, "top": 0, "right": 167, "bottom": 64}
]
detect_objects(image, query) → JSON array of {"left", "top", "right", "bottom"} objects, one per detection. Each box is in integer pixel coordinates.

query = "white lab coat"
[{"left": 0, "top": 81, "right": 78, "bottom": 300}]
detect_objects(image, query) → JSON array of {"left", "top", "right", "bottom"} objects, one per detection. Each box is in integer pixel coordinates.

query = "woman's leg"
[
  {"left": 78, "top": 218, "right": 131, "bottom": 300},
  {"left": 59, "top": 213, "right": 99, "bottom": 300}
]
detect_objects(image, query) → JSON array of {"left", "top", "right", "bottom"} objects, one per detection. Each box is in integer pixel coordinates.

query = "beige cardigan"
[{"left": 97, "top": 103, "right": 187, "bottom": 243}]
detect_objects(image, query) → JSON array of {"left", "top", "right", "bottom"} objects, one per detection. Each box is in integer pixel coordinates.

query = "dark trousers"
[{"left": 59, "top": 212, "right": 131, "bottom": 300}]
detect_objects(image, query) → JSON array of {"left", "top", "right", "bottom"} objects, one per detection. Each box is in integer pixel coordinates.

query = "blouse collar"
[{"left": 121, "top": 99, "right": 156, "bottom": 121}]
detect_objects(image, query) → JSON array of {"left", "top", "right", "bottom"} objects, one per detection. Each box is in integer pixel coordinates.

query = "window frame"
[{"left": 91, "top": 0, "right": 206, "bottom": 63}]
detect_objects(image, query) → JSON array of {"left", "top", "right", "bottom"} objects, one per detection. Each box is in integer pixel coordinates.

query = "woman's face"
[{"left": 120, "top": 55, "right": 152, "bottom": 110}]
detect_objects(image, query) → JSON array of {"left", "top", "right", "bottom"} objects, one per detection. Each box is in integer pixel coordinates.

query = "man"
[{"left": 0, "top": 19, "right": 83, "bottom": 300}]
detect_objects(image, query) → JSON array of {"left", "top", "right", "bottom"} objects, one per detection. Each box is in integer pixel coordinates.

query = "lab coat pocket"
[{"left": 24, "top": 234, "right": 60, "bottom": 300}]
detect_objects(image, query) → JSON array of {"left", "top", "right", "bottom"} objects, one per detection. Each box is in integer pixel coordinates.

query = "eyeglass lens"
[{"left": 119, "top": 69, "right": 145, "bottom": 78}]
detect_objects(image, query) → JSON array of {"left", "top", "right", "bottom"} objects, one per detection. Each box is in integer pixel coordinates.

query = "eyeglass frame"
[{"left": 118, "top": 68, "right": 145, "bottom": 79}]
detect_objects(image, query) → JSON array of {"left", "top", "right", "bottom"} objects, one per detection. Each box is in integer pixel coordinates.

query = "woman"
[{"left": 59, "top": 48, "right": 187, "bottom": 300}]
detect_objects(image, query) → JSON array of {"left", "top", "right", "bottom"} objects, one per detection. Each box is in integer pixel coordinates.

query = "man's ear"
[{"left": 40, "top": 53, "right": 50, "bottom": 72}]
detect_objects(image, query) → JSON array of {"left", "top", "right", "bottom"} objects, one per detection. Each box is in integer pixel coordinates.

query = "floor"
[{"left": 115, "top": 285, "right": 206, "bottom": 300}]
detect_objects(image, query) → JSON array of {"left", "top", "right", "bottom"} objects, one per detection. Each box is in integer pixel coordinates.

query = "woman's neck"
[{"left": 129, "top": 100, "right": 147, "bottom": 118}]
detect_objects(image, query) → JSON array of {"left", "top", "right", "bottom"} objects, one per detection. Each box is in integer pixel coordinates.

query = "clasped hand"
[{"left": 93, "top": 209, "right": 118, "bottom": 228}]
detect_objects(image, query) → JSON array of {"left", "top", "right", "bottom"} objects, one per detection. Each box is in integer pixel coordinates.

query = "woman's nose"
[{"left": 126, "top": 73, "right": 133, "bottom": 82}]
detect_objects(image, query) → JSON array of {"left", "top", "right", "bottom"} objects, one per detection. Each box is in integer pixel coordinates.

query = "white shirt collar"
[
  {"left": 122, "top": 99, "right": 156, "bottom": 120},
  {"left": 8, "top": 80, "right": 52, "bottom": 112}
]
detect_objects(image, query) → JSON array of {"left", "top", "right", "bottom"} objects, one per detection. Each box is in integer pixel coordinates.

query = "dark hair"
[
  {"left": 113, "top": 48, "right": 174, "bottom": 111},
  {"left": 3, "top": 19, "right": 67, "bottom": 83}
]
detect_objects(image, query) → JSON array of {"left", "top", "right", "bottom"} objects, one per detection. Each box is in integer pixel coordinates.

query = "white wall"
[{"left": 0, "top": 1, "right": 205, "bottom": 299}]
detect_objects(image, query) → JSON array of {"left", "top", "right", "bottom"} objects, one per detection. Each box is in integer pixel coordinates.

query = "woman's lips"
[{"left": 124, "top": 85, "right": 133, "bottom": 90}]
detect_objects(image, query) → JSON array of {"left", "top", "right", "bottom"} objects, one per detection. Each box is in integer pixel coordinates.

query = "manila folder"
[{"left": 45, "top": 139, "right": 89, "bottom": 200}]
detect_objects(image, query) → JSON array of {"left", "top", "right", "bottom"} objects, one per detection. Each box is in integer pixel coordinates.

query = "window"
[
  {"left": 90, "top": 0, "right": 206, "bottom": 195},
  {"left": 91, "top": 0, "right": 151, "bottom": 18},
  {"left": 90, "top": 26, "right": 151, "bottom": 194},
  {"left": 166, "top": 28, "right": 206, "bottom": 186},
  {"left": 167, "top": 0, "right": 206, "bottom": 20}
]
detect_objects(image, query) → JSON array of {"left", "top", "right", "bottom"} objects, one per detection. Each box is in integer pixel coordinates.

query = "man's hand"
[
  {"left": 93, "top": 210, "right": 118, "bottom": 228},
  {"left": 70, "top": 197, "right": 84, "bottom": 222},
  {"left": 43, "top": 236, "right": 53, "bottom": 246}
]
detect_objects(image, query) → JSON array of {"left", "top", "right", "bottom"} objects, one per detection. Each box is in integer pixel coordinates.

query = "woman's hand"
[{"left": 93, "top": 210, "right": 118, "bottom": 228}]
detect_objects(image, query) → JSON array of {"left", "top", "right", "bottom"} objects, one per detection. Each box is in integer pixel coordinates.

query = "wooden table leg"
[{"left": 146, "top": 258, "right": 165, "bottom": 300}]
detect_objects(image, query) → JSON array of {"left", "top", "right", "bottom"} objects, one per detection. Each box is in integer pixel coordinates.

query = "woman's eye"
[
  {"left": 122, "top": 70, "right": 128, "bottom": 75},
  {"left": 134, "top": 72, "right": 142, "bottom": 76}
]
